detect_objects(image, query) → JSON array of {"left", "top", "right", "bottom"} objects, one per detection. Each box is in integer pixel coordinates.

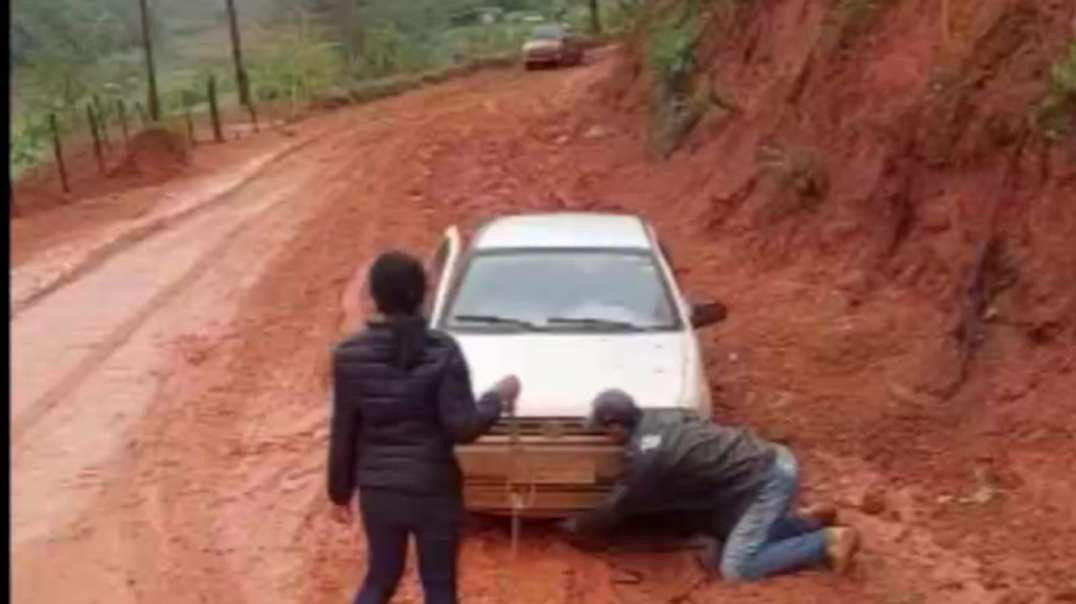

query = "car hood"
[
  {"left": 522, "top": 39, "right": 562, "bottom": 52},
  {"left": 453, "top": 332, "right": 688, "bottom": 417}
]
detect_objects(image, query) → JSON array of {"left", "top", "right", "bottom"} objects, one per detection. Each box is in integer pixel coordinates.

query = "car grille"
[
  {"left": 487, "top": 417, "right": 600, "bottom": 439},
  {"left": 525, "top": 49, "right": 559, "bottom": 60}
]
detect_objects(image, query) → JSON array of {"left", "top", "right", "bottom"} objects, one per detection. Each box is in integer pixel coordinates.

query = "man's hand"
[
  {"left": 330, "top": 502, "right": 353, "bottom": 525},
  {"left": 494, "top": 375, "right": 521, "bottom": 414}
]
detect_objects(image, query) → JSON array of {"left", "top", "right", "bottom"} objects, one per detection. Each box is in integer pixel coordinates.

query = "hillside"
[
  {"left": 9, "top": 1, "right": 1076, "bottom": 603},
  {"left": 574, "top": 0, "right": 1076, "bottom": 594}
]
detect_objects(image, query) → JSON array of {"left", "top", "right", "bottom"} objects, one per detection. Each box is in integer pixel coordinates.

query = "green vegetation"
[
  {"left": 645, "top": 2, "right": 708, "bottom": 156},
  {"left": 1037, "top": 39, "right": 1076, "bottom": 141},
  {"left": 248, "top": 16, "right": 344, "bottom": 109},
  {"left": 825, "top": 0, "right": 888, "bottom": 48},
  {"left": 756, "top": 143, "right": 828, "bottom": 222},
  {"left": 839, "top": 0, "right": 882, "bottom": 19},
  {"left": 10, "top": 0, "right": 622, "bottom": 179}
]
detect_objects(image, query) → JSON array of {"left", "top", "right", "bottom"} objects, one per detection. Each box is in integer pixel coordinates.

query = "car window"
[
  {"left": 531, "top": 25, "right": 563, "bottom": 39},
  {"left": 445, "top": 250, "right": 680, "bottom": 331}
]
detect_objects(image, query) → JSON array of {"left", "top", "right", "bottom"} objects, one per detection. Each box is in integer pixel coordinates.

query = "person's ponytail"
[{"left": 368, "top": 251, "right": 429, "bottom": 370}]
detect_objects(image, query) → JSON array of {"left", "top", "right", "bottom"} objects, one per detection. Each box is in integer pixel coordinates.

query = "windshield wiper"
[
  {"left": 546, "top": 316, "right": 641, "bottom": 330},
  {"left": 454, "top": 314, "right": 542, "bottom": 331}
]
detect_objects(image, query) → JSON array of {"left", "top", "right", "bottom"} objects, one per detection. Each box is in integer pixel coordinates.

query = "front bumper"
[
  {"left": 457, "top": 419, "right": 623, "bottom": 518},
  {"left": 523, "top": 49, "right": 562, "bottom": 64}
]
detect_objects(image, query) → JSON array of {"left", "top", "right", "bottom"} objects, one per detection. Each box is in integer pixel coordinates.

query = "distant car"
[
  {"left": 521, "top": 24, "right": 584, "bottom": 70},
  {"left": 424, "top": 212, "right": 728, "bottom": 517}
]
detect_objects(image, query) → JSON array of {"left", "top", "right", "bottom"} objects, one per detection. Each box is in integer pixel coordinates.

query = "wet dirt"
[
  {"left": 106, "top": 128, "right": 191, "bottom": 181},
  {"left": 10, "top": 15, "right": 1076, "bottom": 604},
  {"left": 9, "top": 123, "right": 304, "bottom": 268}
]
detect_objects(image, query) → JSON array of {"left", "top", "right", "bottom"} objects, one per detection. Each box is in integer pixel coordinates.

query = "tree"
[
  {"left": 138, "top": 0, "right": 161, "bottom": 121},
  {"left": 226, "top": 0, "right": 252, "bottom": 107},
  {"left": 589, "top": 0, "right": 602, "bottom": 34}
]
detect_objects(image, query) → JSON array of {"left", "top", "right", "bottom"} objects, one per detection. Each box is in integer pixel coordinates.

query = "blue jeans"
[
  {"left": 354, "top": 489, "right": 460, "bottom": 604},
  {"left": 715, "top": 445, "right": 828, "bottom": 582}
]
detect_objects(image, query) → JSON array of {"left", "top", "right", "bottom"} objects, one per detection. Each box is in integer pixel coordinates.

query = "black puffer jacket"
[{"left": 327, "top": 320, "right": 503, "bottom": 505}]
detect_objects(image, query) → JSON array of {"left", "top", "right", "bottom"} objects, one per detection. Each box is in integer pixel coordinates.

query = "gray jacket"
[{"left": 573, "top": 412, "right": 777, "bottom": 537}]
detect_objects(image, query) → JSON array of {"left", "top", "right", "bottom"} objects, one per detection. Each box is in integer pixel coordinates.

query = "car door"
[{"left": 426, "top": 226, "right": 462, "bottom": 327}]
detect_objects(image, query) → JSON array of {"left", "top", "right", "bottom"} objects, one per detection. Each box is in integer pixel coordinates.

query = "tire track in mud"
[
  {"left": 14, "top": 48, "right": 1019, "bottom": 604},
  {"left": 8, "top": 138, "right": 316, "bottom": 320},
  {"left": 12, "top": 200, "right": 285, "bottom": 446},
  {"left": 9, "top": 85, "right": 449, "bottom": 601},
  {"left": 49, "top": 73, "right": 531, "bottom": 604},
  {"left": 9, "top": 144, "right": 328, "bottom": 446}
]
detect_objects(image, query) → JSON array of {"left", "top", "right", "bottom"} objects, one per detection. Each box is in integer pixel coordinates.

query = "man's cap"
[{"left": 586, "top": 389, "right": 641, "bottom": 430}]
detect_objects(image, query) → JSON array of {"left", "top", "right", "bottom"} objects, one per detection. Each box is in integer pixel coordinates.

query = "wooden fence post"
[
  {"left": 49, "top": 113, "right": 70, "bottom": 194},
  {"left": 139, "top": 0, "right": 161, "bottom": 121},
  {"left": 93, "top": 94, "right": 112, "bottom": 150},
  {"left": 225, "top": 0, "right": 252, "bottom": 108},
  {"left": 87, "top": 104, "right": 106, "bottom": 174},
  {"left": 208, "top": 75, "right": 224, "bottom": 143},
  {"left": 248, "top": 102, "right": 260, "bottom": 133},
  {"left": 135, "top": 101, "right": 148, "bottom": 127},
  {"left": 117, "top": 99, "right": 130, "bottom": 146},
  {"left": 265, "top": 96, "right": 275, "bottom": 130},
  {"left": 185, "top": 108, "right": 197, "bottom": 147}
]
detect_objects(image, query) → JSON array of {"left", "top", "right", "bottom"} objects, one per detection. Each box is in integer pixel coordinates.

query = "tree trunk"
[
  {"left": 226, "top": 0, "right": 252, "bottom": 108},
  {"left": 138, "top": 0, "right": 161, "bottom": 122},
  {"left": 208, "top": 75, "right": 224, "bottom": 143},
  {"left": 87, "top": 104, "right": 106, "bottom": 174},
  {"left": 49, "top": 114, "right": 70, "bottom": 194},
  {"left": 589, "top": 0, "right": 602, "bottom": 35}
]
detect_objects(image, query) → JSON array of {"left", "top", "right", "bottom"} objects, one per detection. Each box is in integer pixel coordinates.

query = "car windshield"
[
  {"left": 531, "top": 25, "right": 563, "bottom": 40},
  {"left": 445, "top": 251, "right": 679, "bottom": 332}
]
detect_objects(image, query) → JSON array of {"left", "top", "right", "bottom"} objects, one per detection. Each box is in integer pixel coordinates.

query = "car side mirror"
[{"left": 691, "top": 301, "right": 728, "bottom": 328}]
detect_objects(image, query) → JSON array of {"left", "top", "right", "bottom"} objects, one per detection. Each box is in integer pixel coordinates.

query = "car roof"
[{"left": 472, "top": 212, "right": 653, "bottom": 251}]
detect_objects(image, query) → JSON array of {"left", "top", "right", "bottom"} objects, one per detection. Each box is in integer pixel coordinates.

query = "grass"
[
  {"left": 824, "top": 0, "right": 888, "bottom": 49},
  {"left": 756, "top": 143, "right": 828, "bottom": 222},
  {"left": 1036, "top": 39, "right": 1076, "bottom": 141},
  {"left": 645, "top": 4, "right": 707, "bottom": 156},
  {"left": 9, "top": 14, "right": 544, "bottom": 178},
  {"left": 840, "top": 0, "right": 882, "bottom": 18}
]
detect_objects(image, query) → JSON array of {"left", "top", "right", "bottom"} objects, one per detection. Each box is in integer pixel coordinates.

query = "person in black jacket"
[
  {"left": 327, "top": 250, "right": 520, "bottom": 604},
  {"left": 560, "top": 389, "right": 860, "bottom": 582}
]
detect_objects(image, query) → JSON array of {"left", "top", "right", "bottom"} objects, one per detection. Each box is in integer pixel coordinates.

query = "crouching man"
[{"left": 560, "top": 389, "right": 860, "bottom": 582}]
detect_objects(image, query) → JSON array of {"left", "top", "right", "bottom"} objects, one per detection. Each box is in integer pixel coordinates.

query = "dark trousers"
[{"left": 355, "top": 488, "right": 461, "bottom": 604}]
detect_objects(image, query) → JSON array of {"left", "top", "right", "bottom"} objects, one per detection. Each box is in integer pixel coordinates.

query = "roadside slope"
[{"left": 11, "top": 13, "right": 1075, "bottom": 603}]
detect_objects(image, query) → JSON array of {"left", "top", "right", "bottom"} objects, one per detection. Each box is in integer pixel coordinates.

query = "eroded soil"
[{"left": 11, "top": 45, "right": 1075, "bottom": 604}]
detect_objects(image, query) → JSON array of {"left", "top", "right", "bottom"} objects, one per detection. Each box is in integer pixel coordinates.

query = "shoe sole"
[{"left": 830, "top": 530, "right": 860, "bottom": 575}]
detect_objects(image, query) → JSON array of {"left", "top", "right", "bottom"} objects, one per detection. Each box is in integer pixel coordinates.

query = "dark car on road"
[{"left": 522, "top": 24, "right": 584, "bottom": 70}]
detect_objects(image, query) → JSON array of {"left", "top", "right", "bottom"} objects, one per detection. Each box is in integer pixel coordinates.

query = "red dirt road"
[{"left": 10, "top": 49, "right": 1075, "bottom": 604}]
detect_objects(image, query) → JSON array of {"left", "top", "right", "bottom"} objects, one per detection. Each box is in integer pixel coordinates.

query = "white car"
[{"left": 426, "top": 212, "right": 726, "bottom": 516}]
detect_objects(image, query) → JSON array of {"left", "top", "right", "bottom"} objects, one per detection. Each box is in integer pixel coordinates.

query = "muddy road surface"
[{"left": 11, "top": 49, "right": 1075, "bottom": 604}]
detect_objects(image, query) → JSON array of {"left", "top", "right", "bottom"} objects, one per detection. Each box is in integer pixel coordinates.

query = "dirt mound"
[
  {"left": 11, "top": 128, "right": 193, "bottom": 220},
  {"left": 109, "top": 127, "right": 191, "bottom": 181},
  {"left": 576, "top": 0, "right": 1076, "bottom": 598}
]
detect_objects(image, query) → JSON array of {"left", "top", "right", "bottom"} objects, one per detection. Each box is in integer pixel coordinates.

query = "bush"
[
  {"left": 646, "top": 6, "right": 707, "bottom": 156},
  {"left": 605, "top": 0, "right": 646, "bottom": 33},
  {"left": 249, "top": 21, "right": 344, "bottom": 109},
  {"left": 353, "top": 24, "right": 432, "bottom": 79},
  {"left": 1037, "top": 39, "right": 1076, "bottom": 141},
  {"left": 10, "top": 113, "right": 54, "bottom": 178}
]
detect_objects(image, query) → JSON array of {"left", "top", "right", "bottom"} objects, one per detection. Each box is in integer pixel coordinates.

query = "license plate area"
[{"left": 513, "top": 456, "right": 596, "bottom": 485}]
